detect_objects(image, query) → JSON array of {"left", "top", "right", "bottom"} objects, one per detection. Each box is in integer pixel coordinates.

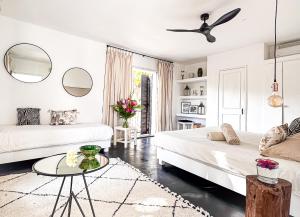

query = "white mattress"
[
  {"left": 0, "top": 123, "right": 113, "bottom": 153},
  {"left": 155, "top": 127, "right": 300, "bottom": 196}
]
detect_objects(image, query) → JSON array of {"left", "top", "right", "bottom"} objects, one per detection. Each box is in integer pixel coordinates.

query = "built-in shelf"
[
  {"left": 179, "top": 95, "right": 207, "bottom": 100},
  {"left": 176, "top": 76, "right": 207, "bottom": 83},
  {"left": 176, "top": 113, "right": 206, "bottom": 119}
]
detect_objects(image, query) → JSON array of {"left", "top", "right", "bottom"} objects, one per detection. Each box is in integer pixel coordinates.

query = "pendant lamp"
[{"left": 267, "top": 0, "right": 283, "bottom": 107}]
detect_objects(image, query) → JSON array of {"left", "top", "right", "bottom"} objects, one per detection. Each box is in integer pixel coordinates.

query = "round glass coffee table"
[{"left": 32, "top": 153, "right": 109, "bottom": 217}]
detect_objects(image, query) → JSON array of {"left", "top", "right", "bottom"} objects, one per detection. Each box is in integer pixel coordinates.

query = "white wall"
[
  {"left": 207, "top": 43, "right": 266, "bottom": 133},
  {"left": 0, "top": 16, "right": 107, "bottom": 125}
]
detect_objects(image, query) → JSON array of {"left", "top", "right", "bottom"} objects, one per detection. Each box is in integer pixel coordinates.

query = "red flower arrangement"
[
  {"left": 256, "top": 158, "right": 279, "bottom": 170},
  {"left": 112, "top": 97, "right": 143, "bottom": 128}
]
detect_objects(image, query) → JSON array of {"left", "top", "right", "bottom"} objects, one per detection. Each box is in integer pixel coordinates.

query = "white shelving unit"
[
  {"left": 179, "top": 95, "right": 207, "bottom": 100},
  {"left": 176, "top": 76, "right": 207, "bottom": 83},
  {"left": 176, "top": 113, "right": 206, "bottom": 119},
  {"left": 174, "top": 60, "right": 208, "bottom": 128}
]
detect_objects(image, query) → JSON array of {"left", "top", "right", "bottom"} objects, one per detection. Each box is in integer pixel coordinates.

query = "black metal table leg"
[
  {"left": 60, "top": 196, "right": 71, "bottom": 217},
  {"left": 67, "top": 176, "right": 73, "bottom": 217},
  {"left": 51, "top": 177, "right": 66, "bottom": 217},
  {"left": 71, "top": 192, "right": 85, "bottom": 217},
  {"left": 82, "top": 174, "right": 96, "bottom": 217}
]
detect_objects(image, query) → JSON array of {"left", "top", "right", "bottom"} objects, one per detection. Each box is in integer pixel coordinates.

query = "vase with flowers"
[
  {"left": 256, "top": 158, "right": 279, "bottom": 184},
  {"left": 112, "top": 97, "right": 143, "bottom": 128}
]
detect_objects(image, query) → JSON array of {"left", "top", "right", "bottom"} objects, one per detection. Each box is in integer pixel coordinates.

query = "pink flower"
[
  {"left": 256, "top": 159, "right": 278, "bottom": 170},
  {"left": 131, "top": 100, "right": 137, "bottom": 106}
]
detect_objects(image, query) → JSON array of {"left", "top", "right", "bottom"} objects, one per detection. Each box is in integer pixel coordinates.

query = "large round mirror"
[
  {"left": 3, "top": 43, "right": 52, "bottom": 83},
  {"left": 62, "top": 67, "right": 93, "bottom": 97}
]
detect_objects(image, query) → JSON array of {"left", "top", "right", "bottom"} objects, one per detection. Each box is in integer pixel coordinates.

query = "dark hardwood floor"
[{"left": 0, "top": 137, "right": 245, "bottom": 217}]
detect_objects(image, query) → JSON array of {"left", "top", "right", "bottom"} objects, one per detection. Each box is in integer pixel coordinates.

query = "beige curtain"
[
  {"left": 102, "top": 47, "right": 133, "bottom": 128},
  {"left": 157, "top": 60, "right": 174, "bottom": 132}
]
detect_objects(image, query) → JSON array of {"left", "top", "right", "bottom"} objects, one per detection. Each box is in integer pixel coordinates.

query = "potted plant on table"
[{"left": 112, "top": 97, "right": 143, "bottom": 128}]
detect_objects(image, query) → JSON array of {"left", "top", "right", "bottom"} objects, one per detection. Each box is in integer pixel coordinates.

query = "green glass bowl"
[{"left": 80, "top": 145, "right": 101, "bottom": 159}]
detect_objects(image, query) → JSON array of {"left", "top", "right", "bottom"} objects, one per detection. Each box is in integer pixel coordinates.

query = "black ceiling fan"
[{"left": 166, "top": 8, "right": 241, "bottom": 43}]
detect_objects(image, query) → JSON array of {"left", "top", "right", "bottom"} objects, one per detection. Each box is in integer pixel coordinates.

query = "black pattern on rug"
[{"left": 0, "top": 158, "right": 211, "bottom": 217}]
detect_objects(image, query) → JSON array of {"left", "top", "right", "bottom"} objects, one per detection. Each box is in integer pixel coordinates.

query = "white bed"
[
  {"left": 0, "top": 123, "right": 113, "bottom": 164},
  {"left": 155, "top": 127, "right": 300, "bottom": 216}
]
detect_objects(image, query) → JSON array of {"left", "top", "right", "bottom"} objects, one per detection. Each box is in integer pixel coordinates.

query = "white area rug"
[{"left": 0, "top": 158, "right": 211, "bottom": 217}]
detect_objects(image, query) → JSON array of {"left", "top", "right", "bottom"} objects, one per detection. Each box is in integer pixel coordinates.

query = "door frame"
[{"left": 218, "top": 66, "right": 248, "bottom": 131}]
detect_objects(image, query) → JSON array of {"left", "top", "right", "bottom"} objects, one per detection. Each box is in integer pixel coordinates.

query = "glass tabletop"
[{"left": 32, "top": 153, "right": 109, "bottom": 177}]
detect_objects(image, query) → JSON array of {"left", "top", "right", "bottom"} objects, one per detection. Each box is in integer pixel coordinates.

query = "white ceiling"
[{"left": 1, "top": 0, "right": 300, "bottom": 62}]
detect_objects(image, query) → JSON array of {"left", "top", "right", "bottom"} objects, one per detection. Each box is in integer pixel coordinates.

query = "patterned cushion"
[
  {"left": 49, "top": 109, "right": 78, "bottom": 125},
  {"left": 288, "top": 117, "right": 300, "bottom": 136},
  {"left": 259, "top": 124, "right": 288, "bottom": 152},
  {"left": 17, "top": 108, "right": 40, "bottom": 125},
  {"left": 261, "top": 132, "right": 300, "bottom": 162},
  {"left": 221, "top": 123, "right": 240, "bottom": 145}
]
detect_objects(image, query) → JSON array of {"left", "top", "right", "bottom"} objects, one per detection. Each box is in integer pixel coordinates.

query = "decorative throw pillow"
[
  {"left": 17, "top": 108, "right": 40, "bottom": 125},
  {"left": 49, "top": 109, "right": 78, "bottom": 125},
  {"left": 207, "top": 132, "right": 226, "bottom": 141},
  {"left": 288, "top": 117, "right": 300, "bottom": 136},
  {"left": 259, "top": 124, "right": 288, "bottom": 152},
  {"left": 261, "top": 132, "right": 300, "bottom": 162},
  {"left": 221, "top": 123, "right": 240, "bottom": 145}
]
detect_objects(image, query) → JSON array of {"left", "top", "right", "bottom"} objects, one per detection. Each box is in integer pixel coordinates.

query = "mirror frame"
[
  {"left": 62, "top": 67, "right": 93, "bottom": 97},
  {"left": 3, "top": 43, "right": 53, "bottom": 83}
]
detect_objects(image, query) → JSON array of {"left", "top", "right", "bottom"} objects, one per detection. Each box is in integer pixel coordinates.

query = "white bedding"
[
  {"left": 155, "top": 127, "right": 300, "bottom": 196},
  {"left": 0, "top": 123, "right": 113, "bottom": 153}
]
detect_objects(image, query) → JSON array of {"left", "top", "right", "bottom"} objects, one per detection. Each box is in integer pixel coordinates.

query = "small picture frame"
[
  {"left": 181, "top": 102, "right": 191, "bottom": 114},
  {"left": 189, "top": 105, "right": 198, "bottom": 114}
]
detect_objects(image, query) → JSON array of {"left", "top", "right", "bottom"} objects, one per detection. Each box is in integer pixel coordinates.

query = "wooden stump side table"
[{"left": 246, "top": 175, "right": 292, "bottom": 217}]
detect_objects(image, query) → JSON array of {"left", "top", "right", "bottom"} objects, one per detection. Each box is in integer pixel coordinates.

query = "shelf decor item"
[
  {"left": 192, "top": 89, "right": 199, "bottom": 96},
  {"left": 198, "top": 102, "right": 205, "bottom": 115},
  {"left": 181, "top": 70, "right": 185, "bottom": 79},
  {"left": 112, "top": 96, "right": 144, "bottom": 128},
  {"left": 197, "top": 68, "right": 203, "bottom": 77},
  {"left": 189, "top": 105, "right": 198, "bottom": 114},
  {"left": 181, "top": 102, "right": 191, "bottom": 114},
  {"left": 256, "top": 158, "right": 279, "bottom": 184},
  {"left": 189, "top": 72, "right": 195, "bottom": 78},
  {"left": 184, "top": 85, "right": 191, "bottom": 96},
  {"left": 200, "top": 86, "right": 205, "bottom": 96}
]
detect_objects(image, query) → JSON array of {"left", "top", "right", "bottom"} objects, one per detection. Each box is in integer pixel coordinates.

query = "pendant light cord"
[{"left": 274, "top": 0, "right": 278, "bottom": 82}]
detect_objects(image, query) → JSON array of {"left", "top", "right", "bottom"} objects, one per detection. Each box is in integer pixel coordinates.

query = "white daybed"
[
  {"left": 155, "top": 127, "right": 300, "bottom": 216},
  {"left": 0, "top": 123, "right": 113, "bottom": 164}
]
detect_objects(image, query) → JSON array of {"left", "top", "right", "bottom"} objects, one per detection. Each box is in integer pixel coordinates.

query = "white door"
[
  {"left": 219, "top": 67, "right": 247, "bottom": 131},
  {"left": 262, "top": 62, "right": 283, "bottom": 131},
  {"left": 283, "top": 59, "right": 300, "bottom": 124}
]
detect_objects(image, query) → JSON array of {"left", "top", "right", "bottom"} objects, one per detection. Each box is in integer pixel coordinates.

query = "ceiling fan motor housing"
[{"left": 200, "top": 13, "right": 210, "bottom": 22}]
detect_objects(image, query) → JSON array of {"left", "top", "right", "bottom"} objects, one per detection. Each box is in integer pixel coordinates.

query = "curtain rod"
[{"left": 107, "top": 45, "right": 173, "bottom": 64}]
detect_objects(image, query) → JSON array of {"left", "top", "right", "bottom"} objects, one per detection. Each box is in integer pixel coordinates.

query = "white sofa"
[
  {"left": 155, "top": 127, "right": 300, "bottom": 216},
  {"left": 0, "top": 123, "right": 113, "bottom": 164}
]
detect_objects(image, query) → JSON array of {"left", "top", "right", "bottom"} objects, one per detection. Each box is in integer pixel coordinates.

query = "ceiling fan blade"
[
  {"left": 205, "top": 33, "right": 216, "bottom": 43},
  {"left": 210, "top": 8, "right": 241, "bottom": 28},
  {"left": 166, "top": 29, "right": 199, "bottom": 32}
]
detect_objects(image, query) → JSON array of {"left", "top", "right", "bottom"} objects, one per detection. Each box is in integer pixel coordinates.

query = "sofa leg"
[{"left": 104, "top": 148, "right": 109, "bottom": 152}]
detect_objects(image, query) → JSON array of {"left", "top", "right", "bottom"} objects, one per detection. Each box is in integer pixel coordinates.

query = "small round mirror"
[
  {"left": 4, "top": 43, "right": 52, "bottom": 83},
  {"left": 62, "top": 67, "right": 93, "bottom": 97}
]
